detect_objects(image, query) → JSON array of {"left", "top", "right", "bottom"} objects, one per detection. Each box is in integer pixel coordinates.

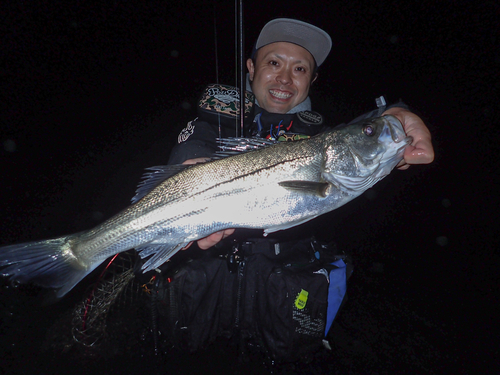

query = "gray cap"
[{"left": 255, "top": 18, "right": 332, "bottom": 66}]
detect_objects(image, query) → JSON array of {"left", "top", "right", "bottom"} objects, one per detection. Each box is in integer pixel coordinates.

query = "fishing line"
[
  {"left": 214, "top": 0, "right": 244, "bottom": 140},
  {"left": 237, "top": 0, "right": 245, "bottom": 138},
  {"left": 213, "top": 1, "right": 222, "bottom": 146},
  {"left": 213, "top": 6, "right": 219, "bottom": 86},
  {"left": 233, "top": 0, "right": 245, "bottom": 137},
  {"left": 234, "top": 0, "right": 238, "bottom": 136}
]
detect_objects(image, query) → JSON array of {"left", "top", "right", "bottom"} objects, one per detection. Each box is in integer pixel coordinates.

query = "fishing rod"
[
  {"left": 236, "top": 0, "right": 245, "bottom": 138},
  {"left": 213, "top": 0, "right": 245, "bottom": 139}
]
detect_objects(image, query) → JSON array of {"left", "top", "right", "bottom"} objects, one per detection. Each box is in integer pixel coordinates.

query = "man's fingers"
[
  {"left": 182, "top": 158, "right": 211, "bottom": 165},
  {"left": 383, "top": 107, "right": 434, "bottom": 165},
  {"left": 197, "top": 229, "right": 236, "bottom": 250},
  {"left": 181, "top": 242, "right": 193, "bottom": 250}
]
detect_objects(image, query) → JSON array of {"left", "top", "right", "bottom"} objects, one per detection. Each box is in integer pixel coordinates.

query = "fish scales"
[{"left": 0, "top": 115, "right": 411, "bottom": 297}]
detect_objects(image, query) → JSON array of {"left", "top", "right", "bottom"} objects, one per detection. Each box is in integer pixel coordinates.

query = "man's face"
[{"left": 247, "top": 42, "right": 317, "bottom": 114}]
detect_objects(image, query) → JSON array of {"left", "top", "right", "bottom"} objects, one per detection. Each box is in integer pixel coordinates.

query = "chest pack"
[{"left": 150, "top": 238, "right": 351, "bottom": 363}]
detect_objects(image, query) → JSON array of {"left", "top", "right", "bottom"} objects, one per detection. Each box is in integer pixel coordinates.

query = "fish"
[{"left": 0, "top": 115, "right": 412, "bottom": 298}]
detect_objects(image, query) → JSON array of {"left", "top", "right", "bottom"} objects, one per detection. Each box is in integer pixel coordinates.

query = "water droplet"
[
  {"left": 483, "top": 107, "right": 493, "bottom": 118},
  {"left": 441, "top": 198, "right": 451, "bottom": 208},
  {"left": 3, "top": 139, "right": 16, "bottom": 152},
  {"left": 436, "top": 236, "right": 448, "bottom": 246}
]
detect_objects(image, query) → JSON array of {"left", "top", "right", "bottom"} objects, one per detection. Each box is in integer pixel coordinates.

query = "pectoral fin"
[{"left": 279, "top": 180, "right": 329, "bottom": 197}]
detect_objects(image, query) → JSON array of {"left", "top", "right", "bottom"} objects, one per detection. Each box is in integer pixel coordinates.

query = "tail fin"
[{"left": 0, "top": 235, "right": 99, "bottom": 298}]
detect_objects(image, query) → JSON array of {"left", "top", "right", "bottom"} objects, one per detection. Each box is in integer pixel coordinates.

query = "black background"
[{"left": 1, "top": 1, "right": 498, "bottom": 374}]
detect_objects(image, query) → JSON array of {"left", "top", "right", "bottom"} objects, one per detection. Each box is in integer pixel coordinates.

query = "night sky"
[{"left": 1, "top": 1, "right": 498, "bottom": 374}]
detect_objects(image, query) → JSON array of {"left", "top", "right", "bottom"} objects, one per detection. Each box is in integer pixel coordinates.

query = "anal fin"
[{"left": 137, "top": 243, "right": 190, "bottom": 272}]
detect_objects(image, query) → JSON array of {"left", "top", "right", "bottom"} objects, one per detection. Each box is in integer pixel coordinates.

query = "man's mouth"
[{"left": 269, "top": 89, "right": 292, "bottom": 100}]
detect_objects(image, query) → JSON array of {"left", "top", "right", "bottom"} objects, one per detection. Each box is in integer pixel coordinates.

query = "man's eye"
[
  {"left": 269, "top": 60, "right": 278, "bottom": 66},
  {"left": 296, "top": 67, "right": 305, "bottom": 72}
]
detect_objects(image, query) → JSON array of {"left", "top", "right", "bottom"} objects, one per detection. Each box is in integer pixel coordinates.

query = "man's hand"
[
  {"left": 180, "top": 158, "right": 236, "bottom": 250},
  {"left": 382, "top": 107, "right": 434, "bottom": 170},
  {"left": 181, "top": 229, "right": 236, "bottom": 251},
  {"left": 181, "top": 157, "right": 211, "bottom": 165}
]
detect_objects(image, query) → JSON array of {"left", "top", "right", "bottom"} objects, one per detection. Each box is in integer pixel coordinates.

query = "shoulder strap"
[{"left": 325, "top": 259, "right": 347, "bottom": 336}]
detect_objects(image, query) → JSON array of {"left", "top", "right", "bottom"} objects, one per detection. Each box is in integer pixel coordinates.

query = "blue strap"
[{"left": 325, "top": 259, "right": 347, "bottom": 336}]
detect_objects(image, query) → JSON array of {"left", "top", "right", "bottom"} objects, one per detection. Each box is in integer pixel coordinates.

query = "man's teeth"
[{"left": 270, "top": 90, "right": 292, "bottom": 99}]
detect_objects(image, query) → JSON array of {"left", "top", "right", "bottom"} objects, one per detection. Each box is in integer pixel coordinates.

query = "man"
[
  {"left": 170, "top": 18, "right": 434, "bottom": 249},
  {"left": 160, "top": 18, "right": 434, "bottom": 361}
]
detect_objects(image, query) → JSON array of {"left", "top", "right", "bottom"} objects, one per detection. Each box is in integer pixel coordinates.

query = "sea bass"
[{"left": 0, "top": 115, "right": 411, "bottom": 297}]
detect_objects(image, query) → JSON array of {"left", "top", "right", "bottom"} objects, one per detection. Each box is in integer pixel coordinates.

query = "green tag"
[{"left": 295, "top": 289, "right": 309, "bottom": 309}]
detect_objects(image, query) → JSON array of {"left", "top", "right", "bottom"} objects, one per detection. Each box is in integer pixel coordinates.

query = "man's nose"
[{"left": 276, "top": 69, "right": 292, "bottom": 85}]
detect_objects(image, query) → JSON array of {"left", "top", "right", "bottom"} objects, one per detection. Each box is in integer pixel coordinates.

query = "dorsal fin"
[
  {"left": 132, "top": 138, "right": 276, "bottom": 203},
  {"left": 131, "top": 165, "right": 191, "bottom": 204}
]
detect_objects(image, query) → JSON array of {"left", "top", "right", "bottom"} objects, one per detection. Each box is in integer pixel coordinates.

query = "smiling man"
[
  {"left": 170, "top": 18, "right": 433, "bottom": 248},
  {"left": 247, "top": 41, "right": 317, "bottom": 114},
  {"left": 162, "top": 18, "right": 434, "bottom": 361}
]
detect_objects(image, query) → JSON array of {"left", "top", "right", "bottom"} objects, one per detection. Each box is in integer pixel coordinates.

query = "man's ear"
[
  {"left": 311, "top": 72, "right": 318, "bottom": 85},
  {"left": 246, "top": 58, "right": 255, "bottom": 81}
]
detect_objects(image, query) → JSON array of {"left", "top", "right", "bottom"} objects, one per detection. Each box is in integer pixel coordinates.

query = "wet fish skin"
[{"left": 0, "top": 115, "right": 411, "bottom": 297}]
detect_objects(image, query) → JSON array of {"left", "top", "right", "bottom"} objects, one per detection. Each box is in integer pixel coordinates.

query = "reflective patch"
[
  {"left": 178, "top": 120, "right": 196, "bottom": 143},
  {"left": 295, "top": 289, "right": 309, "bottom": 309},
  {"left": 296, "top": 110, "right": 323, "bottom": 125}
]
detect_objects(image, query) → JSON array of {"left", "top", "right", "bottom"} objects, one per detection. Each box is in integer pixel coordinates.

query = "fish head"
[{"left": 323, "top": 115, "right": 413, "bottom": 193}]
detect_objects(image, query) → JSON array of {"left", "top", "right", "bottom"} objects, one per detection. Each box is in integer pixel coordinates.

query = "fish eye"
[{"left": 363, "top": 125, "right": 375, "bottom": 136}]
